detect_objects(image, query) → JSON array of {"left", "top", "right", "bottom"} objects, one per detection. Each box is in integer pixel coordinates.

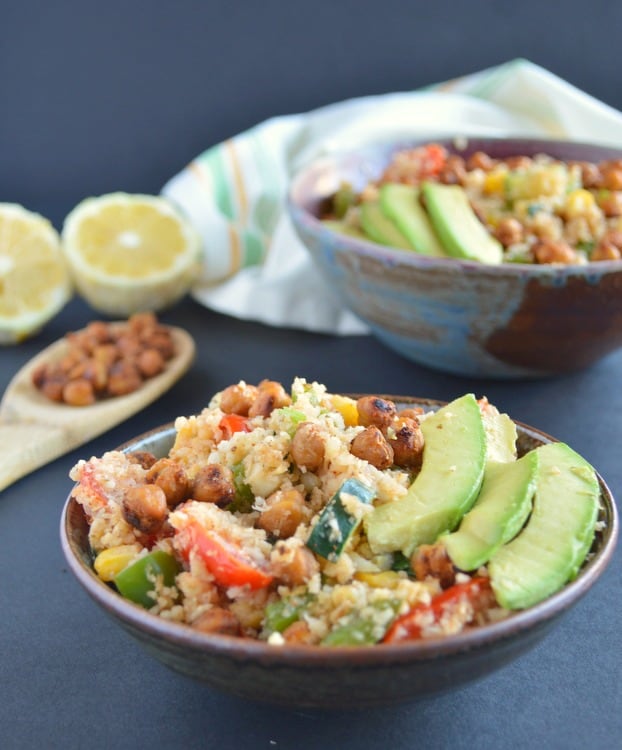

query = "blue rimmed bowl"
[{"left": 288, "top": 137, "right": 622, "bottom": 378}]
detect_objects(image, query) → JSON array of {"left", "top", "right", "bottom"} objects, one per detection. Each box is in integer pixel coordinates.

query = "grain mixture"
[
  {"left": 326, "top": 142, "right": 622, "bottom": 264},
  {"left": 70, "top": 378, "right": 596, "bottom": 646}
]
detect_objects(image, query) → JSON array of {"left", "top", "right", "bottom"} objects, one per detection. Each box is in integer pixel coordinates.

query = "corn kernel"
[
  {"left": 565, "top": 189, "right": 596, "bottom": 218},
  {"left": 483, "top": 170, "right": 506, "bottom": 195},
  {"left": 354, "top": 571, "right": 403, "bottom": 589},
  {"left": 331, "top": 395, "right": 359, "bottom": 427},
  {"left": 94, "top": 544, "right": 142, "bottom": 581}
]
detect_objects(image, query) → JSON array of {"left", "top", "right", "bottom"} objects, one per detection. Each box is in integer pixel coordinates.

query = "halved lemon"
[
  {"left": 62, "top": 193, "right": 202, "bottom": 315},
  {"left": 0, "top": 203, "right": 72, "bottom": 344}
]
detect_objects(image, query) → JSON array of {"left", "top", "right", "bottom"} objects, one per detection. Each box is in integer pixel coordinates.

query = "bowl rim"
[
  {"left": 287, "top": 134, "right": 622, "bottom": 275},
  {"left": 60, "top": 396, "right": 619, "bottom": 667}
]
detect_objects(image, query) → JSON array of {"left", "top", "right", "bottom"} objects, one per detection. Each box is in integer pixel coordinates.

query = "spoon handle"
[{"left": 0, "top": 420, "right": 67, "bottom": 492}]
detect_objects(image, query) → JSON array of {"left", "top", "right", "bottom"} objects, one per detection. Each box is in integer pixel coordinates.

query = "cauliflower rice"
[{"left": 70, "top": 377, "right": 511, "bottom": 646}]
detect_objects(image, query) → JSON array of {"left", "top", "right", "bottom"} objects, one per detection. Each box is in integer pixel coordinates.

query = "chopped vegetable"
[
  {"left": 114, "top": 550, "right": 180, "bottom": 608},
  {"left": 383, "top": 577, "right": 494, "bottom": 643},
  {"left": 262, "top": 593, "right": 313, "bottom": 635},
  {"left": 322, "top": 600, "right": 400, "bottom": 646},
  {"left": 219, "top": 414, "right": 251, "bottom": 439},
  {"left": 94, "top": 544, "right": 141, "bottom": 582},
  {"left": 227, "top": 462, "right": 255, "bottom": 513},
  {"left": 180, "top": 522, "right": 273, "bottom": 590},
  {"left": 306, "top": 477, "right": 375, "bottom": 561}
]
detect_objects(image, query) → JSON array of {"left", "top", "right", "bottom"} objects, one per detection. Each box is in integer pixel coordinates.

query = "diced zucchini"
[{"left": 306, "top": 478, "right": 376, "bottom": 561}]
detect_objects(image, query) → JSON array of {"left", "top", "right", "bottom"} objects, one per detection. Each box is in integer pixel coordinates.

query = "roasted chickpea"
[
  {"left": 290, "top": 422, "right": 325, "bottom": 472},
  {"left": 439, "top": 155, "right": 467, "bottom": 185},
  {"left": 122, "top": 484, "right": 168, "bottom": 534},
  {"left": 128, "top": 311, "right": 158, "bottom": 335},
  {"left": 467, "top": 151, "right": 497, "bottom": 172},
  {"left": 92, "top": 343, "right": 118, "bottom": 368},
  {"left": 84, "top": 320, "right": 112, "bottom": 345},
  {"left": 602, "top": 166, "right": 622, "bottom": 192},
  {"left": 107, "top": 359, "right": 143, "bottom": 396},
  {"left": 399, "top": 407, "right": 424, "bottom": 421},
  {"left": 38, "top": 373, "right": 68, "bottom": 402},
  {"left": 146, "top": 458, "right": 189, "bottom": 508},
  {"left": 598, "top": 191, "right": 622, "bottom": 217},
  {"left": 411, "top": 542, "right": 456, "bottom": 589},
  {"left": 494, "top": 217, "right": 524, "bottom": 247},
  {"left": 192, "top": 607, "right": 240, "bottom": 636},
  {"left": 248, "top": 380, "right": 291, "bottom": 418},
  {"left": 356, "top": 396, "right": 397, "bottom": 430},
  {"left": 219, "top": 382, "right": 259, "bottom": 416},
  {"left": 569, "top": 161, "right": 602, "bottom": 189},
  {"left": 272, "top": 542, "right": 319, "bottom": 586},
  {"left": 282, "top": 620, "right": 316, "bottom": 645},
  {"left": 592, "top": 240, "right": 621, "bottom": 261},
  {"left": 257, "top": 489, "right": 308, "bottom": 538},
  {"left": 62, "top": 378, "right": 96, "bottom": 406},
  {"left": 350, "top": 426, "right": 394, "bottom": 469},
  {"left": 602, "top": 230, "right": 622, "bottom": 249},
  {"left": 504, "top": 155, "right": 532, "bottom": 170},
  {"left": 192, "top": 464, "right": 236, "bottom": 506},
  {"left": 387, "top": 417, "right": 425, "bottom": 469},
  {"left": 127, "top": 451, "right": 158, "bottom": 469},
  {"left": 115, "top": 333, "right": 143, "bottom": 359},
  {"left": 533, "top": 240, "right": 578, "bottom": 265},
  {"left": 136, "top": 348, "right": 165, "bottom": 378},
  {"left": 143, "top": 330, "right": 175, "bottom": 359}
]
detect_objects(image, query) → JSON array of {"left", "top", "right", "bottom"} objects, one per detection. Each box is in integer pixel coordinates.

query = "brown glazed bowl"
[
  {"left": 288, "top": 137, "right": 622, "bottom": 378},
  {"left": 60, "top": 399, "right": 618, "bottom": 709}
]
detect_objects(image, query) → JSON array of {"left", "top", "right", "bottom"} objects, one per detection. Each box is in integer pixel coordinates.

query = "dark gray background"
[{"left": 1, "top": 2, "right": 621, "bottom": 749}]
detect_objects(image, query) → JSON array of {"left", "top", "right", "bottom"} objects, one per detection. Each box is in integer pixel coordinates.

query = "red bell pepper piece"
[
  {"left": 383, "top": 576, "right": 494, "bottom": 643},
  {"left": 419, "top": 143, "right": 447, "bottom": 177},
  {"left": 180, "top": 521, "right": 273, "bottom": 590},
  {"left": 219, "top": 413, "right": 251, "bottom": 440}
]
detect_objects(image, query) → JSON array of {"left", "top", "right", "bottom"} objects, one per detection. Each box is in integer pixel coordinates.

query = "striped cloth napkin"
[{"left": 162, "top": 58, "right": 622, "bottom": 335}]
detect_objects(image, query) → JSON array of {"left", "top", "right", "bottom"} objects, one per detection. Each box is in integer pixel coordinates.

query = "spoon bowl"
[{"left": 0, "top": 323, "right": 195, "bottom": 491}]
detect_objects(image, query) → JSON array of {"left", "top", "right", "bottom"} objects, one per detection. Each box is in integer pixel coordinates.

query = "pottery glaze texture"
[{"left": 289, "top": 138, "right": 622, "bottom": 378}]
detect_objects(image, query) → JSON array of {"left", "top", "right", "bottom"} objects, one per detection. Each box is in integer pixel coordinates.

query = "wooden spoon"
[{"left": 0, "top": 324, "right": 195, "bottom": 492}]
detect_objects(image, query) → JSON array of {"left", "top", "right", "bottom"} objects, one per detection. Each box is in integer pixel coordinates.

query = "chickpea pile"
[{"left": 32, "top": 312, "right": 175, "bottom": 406}]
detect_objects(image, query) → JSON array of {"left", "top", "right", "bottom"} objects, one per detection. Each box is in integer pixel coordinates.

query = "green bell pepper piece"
[
  {"left": 114, "top": 550, "right": 180, "bottom": 608},
  {"left": 262, "top": 593, "right": 313, "bottom": 635},
  {"left": 227, "top": 462, "right": 255, "bottom": 513},
  {"left": 321, "top": 600, "right": 400, "bottom": 646}
]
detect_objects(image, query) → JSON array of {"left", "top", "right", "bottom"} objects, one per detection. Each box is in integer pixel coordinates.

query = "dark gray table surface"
[{"left": 2, "top": 2, "right": 622, "bottom": 748}]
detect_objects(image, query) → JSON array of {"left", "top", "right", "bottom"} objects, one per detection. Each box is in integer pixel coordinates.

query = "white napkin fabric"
[{"left": 161, "top": 58, "right": 622, "bottom": 335}]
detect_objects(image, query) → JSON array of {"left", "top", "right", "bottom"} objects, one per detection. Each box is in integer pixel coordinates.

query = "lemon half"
[
  {"left": 62, "top": 193, "right": 202, "bottom": 315},
  {"left": 0, "top": 203, "right": 72, "bottom": 344}
]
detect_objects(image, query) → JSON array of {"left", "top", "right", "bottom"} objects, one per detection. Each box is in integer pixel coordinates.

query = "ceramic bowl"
[
  {"left": 60, "top": 400, "right": 618, "bottom": 709},
  {"left": 288, "top": 137, "right": 622, "bottom": 378}
]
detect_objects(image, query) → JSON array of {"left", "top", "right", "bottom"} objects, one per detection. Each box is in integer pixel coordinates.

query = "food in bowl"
[
  {"left": 68, "top": 378, "right": 605, "bottom": 647},
  {"left": 322, "top": 142, "right": 622, "bottom": 265},
  {"left": 31, "top": 312, "right": 175, "bottom": 406}
]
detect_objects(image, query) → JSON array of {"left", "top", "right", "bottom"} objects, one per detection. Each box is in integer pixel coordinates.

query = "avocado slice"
[
  {"left": 379, "top": 184, "right": 446, "bottom": 257},
  {"left": 488, "top": 442, "right": 600, "bottom": 610},
  {"left": 481, "top": 402, "right": 518, "bottom": 464},
  {"left": 365, "top": 394, "right": 486, "bottom": 556},
  {"left": 442, "top": 451, "right": 538, "bottom": 571},
  {"left": 359, "top": 201, "right": 413, "bottom": 250},
  {"left": 422, "top": 181, "right": 503, "bottom": 264},
  {"left": 321, "top": 219, "right": 367, "bottom": 240}
]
